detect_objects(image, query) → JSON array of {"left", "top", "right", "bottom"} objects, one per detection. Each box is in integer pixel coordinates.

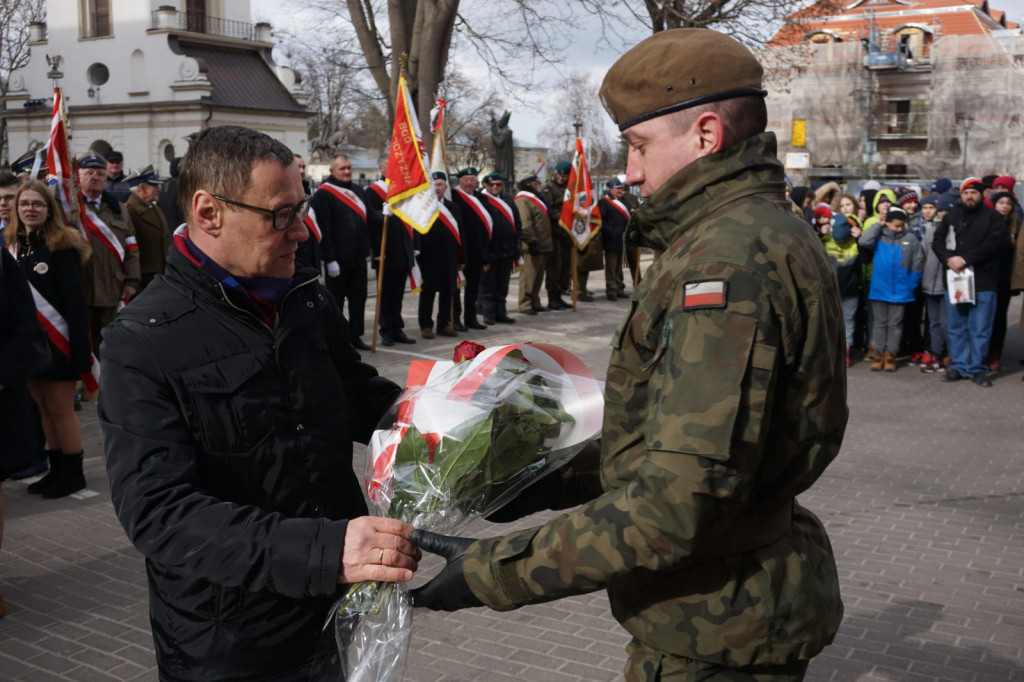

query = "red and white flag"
[
  {"left": 429, "top": 98, "right": 451, "bottom": 202},
  {"left": 386, "top": 75, "right": 439, "bottom": 235},
  {"left": 46, "top": 87, "right": 81, "bottom": 234},
  {"left": 559, "top": 137, "right": 601, "bottom": 250}
]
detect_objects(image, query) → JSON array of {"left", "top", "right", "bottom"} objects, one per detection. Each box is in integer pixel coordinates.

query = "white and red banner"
[
  {"left": 318, "top": 183, "right": 367, "bottom": 222},
  {"left": 454, "top": 187, "right": 492, "bottom": 238},
  {"left": 484, "top": 193, "right": 514, "bottom": 226},
  {"left": 436, "top": 201, "right": 461, "bottom": 246},
  {"left": 303, "top": 205, "right": 322, "bottom": 242},
  {"left": 46, "top": 88, "right": 81, "bottom": 233},
  {"left": 559, "top": 137, "right": 601, "bottom": 250},
  {"left": 386, "top": 75, "right": 439, "bottom": 235},
  {"left": 429, "top": 98, "right": 452, "bottom": 203},
  {"left": 515, "top": 191, "right": 547, "bottom": 215},
  {"left": 80, "top": 197, "right": 126, "bottom": 265}
]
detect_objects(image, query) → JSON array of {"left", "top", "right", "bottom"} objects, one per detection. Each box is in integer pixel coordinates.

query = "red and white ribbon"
[
  {"left": 484, "top": 193, "right": 514, "bottom": 227},
  {"left": 22, "top": 274, "right": 100, "bottom": 391},
  {"left": 80, "top": 198, "right": 125, "bottom": 265},
  {"left": 454, "top": 187, "right": 492, "bottom": 238},
  {"left": 317, "top": 184, "right": 367, "bottom": 222}
]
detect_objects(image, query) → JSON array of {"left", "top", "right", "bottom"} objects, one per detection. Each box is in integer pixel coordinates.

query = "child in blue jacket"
[{"left": 858, "top": 206, "right": 925, "bottom": 371}]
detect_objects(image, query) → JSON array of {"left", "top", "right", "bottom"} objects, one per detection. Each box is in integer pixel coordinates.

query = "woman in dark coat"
[{"left": 4, "top": 181, "right": 92, "bottom": 499}]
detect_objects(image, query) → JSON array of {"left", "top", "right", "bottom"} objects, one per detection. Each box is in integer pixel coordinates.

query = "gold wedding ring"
[{"left": 379, "top": 549, "right": 385, "bottom": 565}]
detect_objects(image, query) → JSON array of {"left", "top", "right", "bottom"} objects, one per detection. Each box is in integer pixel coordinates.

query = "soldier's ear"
[
  {"left": 191, "top": 190, "right": 223, "bottom": 236},
  {"left": 693, "top": 111, "right": 727, "bottom": 156}
]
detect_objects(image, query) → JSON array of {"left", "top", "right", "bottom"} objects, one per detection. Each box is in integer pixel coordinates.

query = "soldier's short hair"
[
  {"left": 666, "top": 95, "right": 767, "bottom": 148},
  {"left": 178, "top": 125, "right": 295, "bottom": 222}
]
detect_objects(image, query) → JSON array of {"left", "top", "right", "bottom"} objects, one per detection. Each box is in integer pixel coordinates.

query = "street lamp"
[{"left": 961, "top": 113, "right": 974, "bottom": 179}]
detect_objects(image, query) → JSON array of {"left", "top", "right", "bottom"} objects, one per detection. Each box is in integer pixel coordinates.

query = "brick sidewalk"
[{"left": 2, "top": 270, "right": 1022, "bottom": 681}]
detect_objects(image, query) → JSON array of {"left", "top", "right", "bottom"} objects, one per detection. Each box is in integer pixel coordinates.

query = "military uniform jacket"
[
  {"left": 463, "top": 133, "right": 848, "bottom": 668},
  {"left": 514, "top": 189, "right": 553, "bottom": 254},
  {"left": 81, "top": 192, "right": 141, "bottom": 307},
  {"left": 126, "top": 193, "right": 171, "bottom": 280}
]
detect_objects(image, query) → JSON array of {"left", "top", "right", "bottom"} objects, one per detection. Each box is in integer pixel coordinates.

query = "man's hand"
[
  {"left": 327, "top": 261, "right": 341, "bottom": 278},
  {"left": 946, "top": 255, "right": 966, "bottom": 273},
  {"left": 409, "top": 530, "right": 484, "bottom": 611},
  {"left": 121, "top": 284, "right": 137, "bottom": 302},
  {"left": 339, "top": 516, "right": 421, "bottom": 584}
]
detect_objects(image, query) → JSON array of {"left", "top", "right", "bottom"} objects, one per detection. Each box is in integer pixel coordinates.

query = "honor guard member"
[
  {"left": 542, "top": 161, "right": 573, "bottom": 309},
  {"left": 477, "top": 172, "right": 521, "bottom": 325},
  {"left": 311, "top": 155, "right": 374, "bottom": 350},
  {"left": 78, "top": 154, "right": 141, "bottom": 375},
  {"left": 412, "top": 28, "right": 848, "bottom": 682},
  {"left": 124, "top": 165, "right": 171, "bottom": 291},
  {"left": 417, "top": 172, "right": 464, "bottom": 338},
  {"left": 364, "top": 156, "right": 418, "bottom": 347},
  {"left": 514, "top": 173, "right": 554, "bottom": 315},
  {"left": 104, "top": 150, "right": 132, "bottom": 202},
  {"left": 594, "top": 178, "right": 632, "bottom": 300},
  {"left": 450, "top": 167, "right": 491, "bottom": 330}
]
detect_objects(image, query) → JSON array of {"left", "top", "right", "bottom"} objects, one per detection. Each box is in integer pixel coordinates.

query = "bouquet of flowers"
[{"left": 333, "top": 341, "right": 603, "bottom": 681}]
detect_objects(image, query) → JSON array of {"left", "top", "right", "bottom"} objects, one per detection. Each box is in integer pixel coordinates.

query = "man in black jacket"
[
  {"left": 932, "top": 177, "right": 1011, "bottom": 387},
  {"left": 478, "top": 172, "right": 521, "bottom": 324},
  {"left": 99, "top": 126, "right": 420, "bottom": 682},
  {"left": 312, "top": 154, "right": 374, "bottom": 350}
]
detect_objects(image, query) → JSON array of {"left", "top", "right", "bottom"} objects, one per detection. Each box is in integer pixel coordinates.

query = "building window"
[
  {"left": 892, "top": 26, "right": 932, "bottom": 61},
  {"left": 187, "top": 0, "right": 207, "bottom": 33},
  {"left": 81, "top": 0, "right": 112, "bottom": 38}
]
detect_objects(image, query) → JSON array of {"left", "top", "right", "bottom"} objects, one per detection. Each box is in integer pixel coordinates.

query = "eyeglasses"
[
  {"left": 18, "top": 201, "right": 47, "bottom": 210},
  {"left": 487, "top": 182, "right": 503, "bottom": 187},
  {"left": 212, "top": 194, "right": 312, "bottom": 231}
]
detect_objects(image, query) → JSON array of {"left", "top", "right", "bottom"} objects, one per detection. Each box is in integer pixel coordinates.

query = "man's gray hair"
[{"left": 178, "top": 125, "right": 295, "bottom": 221}]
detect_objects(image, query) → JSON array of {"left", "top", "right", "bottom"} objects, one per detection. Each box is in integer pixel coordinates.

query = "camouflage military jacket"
[{"left": 463, "top": 132, "right": 848, "bottom": 667}]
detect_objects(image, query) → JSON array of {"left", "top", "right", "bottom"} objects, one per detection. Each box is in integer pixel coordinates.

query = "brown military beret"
[{"left": 599, "top": 29, "right": 767, "bottom": 132}]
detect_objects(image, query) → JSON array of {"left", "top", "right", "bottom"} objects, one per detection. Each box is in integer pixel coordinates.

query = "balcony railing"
[
  {"left": 150, "top": 9, "right": 262, "bottom": 41},
  {"left": 870, "top": 112, "right": 929, "bottom": 139}
]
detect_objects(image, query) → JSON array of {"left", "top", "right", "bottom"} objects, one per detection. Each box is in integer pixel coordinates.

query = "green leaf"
[{"left": 432, "top": 411, "right": 494, "bottom": 489}]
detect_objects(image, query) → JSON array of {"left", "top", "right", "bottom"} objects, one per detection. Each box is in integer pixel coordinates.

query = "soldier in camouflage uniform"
[{"left": 411, "top": 29, "right": 848, "bottom": 681}]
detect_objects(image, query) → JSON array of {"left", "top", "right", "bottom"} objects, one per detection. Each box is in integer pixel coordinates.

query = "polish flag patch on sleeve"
[{"left": 683, "top": 280, "right": 728, "bottom": 310}]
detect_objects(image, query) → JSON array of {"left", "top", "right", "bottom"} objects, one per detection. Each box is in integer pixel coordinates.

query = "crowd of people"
[{"left": 789, "top": 174, "right": 1024, "bottom": 386}]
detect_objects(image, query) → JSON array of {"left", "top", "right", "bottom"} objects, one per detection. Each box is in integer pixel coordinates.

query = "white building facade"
[{"left": 3, "top": 0, "right": 309, "bottom": 175}]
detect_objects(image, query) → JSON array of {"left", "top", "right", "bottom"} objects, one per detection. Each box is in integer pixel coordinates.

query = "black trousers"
[
  {"left": 326, "top": 260, "right": 367, "bottom": 339},
  {"left": 418, "top": 288, "right": 453, "bottom": 330},
  {"left": 454, "top": 260, "right": 483, "bottom": 324},
  {"left": 378, "top": 268, "right": 407, "bottom": 336},
  {"left": 479, "top": 257, "right": 514, "bottom": 320}
]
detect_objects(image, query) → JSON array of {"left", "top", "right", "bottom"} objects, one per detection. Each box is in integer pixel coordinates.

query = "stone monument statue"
[{"left": 491, "top": 110, "right": 515, "bottom": 182}]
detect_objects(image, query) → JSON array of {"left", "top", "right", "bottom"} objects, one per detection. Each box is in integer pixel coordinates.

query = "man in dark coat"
[
  {"left": 417, "top": 172, "right": 464, "bottom": 337},
  {"left": 932, "top": 177, "right": 1011, "bottom": 386},
  {"left": 478, "top": 172, "right": 521, "bottom": 324},
  {"left": 594, "top": 178, "right": 632, "bottom": 300},
  {"left": 541, "top": 161, "right": 573, "bottom": 309},
  {"left": 124, "top": 165, "right": 171, "bottom": 291},
  {"left": 310, "top": 155, "right": 373, "bottom": 350},
  {"left": 364, "top": 158, "right": 417, "bottom": 347},
  {"left": 99, "top": 126, "right": 420, "bottom": 682},
  {"left": 451, "top": 167, "right": 491, "bottom": 330},
  {"left": 104, "top": 150, "right": 132, "bottom": 202}
]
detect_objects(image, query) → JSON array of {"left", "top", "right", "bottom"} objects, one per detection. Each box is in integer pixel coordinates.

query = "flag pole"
[{"left": 372, "top": 214, "right": 389, "bottom": 351}]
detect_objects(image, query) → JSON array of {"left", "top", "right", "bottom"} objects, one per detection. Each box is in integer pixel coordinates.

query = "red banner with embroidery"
[
  {"left": 559, "top": 137, "right": 601, "bottom": 250},
  {"left": 386, "top": 75, "right": 439, "bottom": 234}
]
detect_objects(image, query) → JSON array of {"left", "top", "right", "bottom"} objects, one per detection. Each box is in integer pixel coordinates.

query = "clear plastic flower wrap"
[{"left": 332, "top": 342, "right": 604, "bottom": 682}]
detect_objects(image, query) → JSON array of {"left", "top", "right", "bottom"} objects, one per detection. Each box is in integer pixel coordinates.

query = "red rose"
[{"left": 453, "top": 341, "right": 486, "bottom": 363}]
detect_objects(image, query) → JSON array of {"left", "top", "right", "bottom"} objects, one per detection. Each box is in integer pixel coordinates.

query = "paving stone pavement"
[{"left": 2, "top": 264, "right": 1023, "bottom": 682}]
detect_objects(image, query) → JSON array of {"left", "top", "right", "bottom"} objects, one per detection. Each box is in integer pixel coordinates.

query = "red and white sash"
[
  {"left": 9, "top": 246, "right": 101, "bottom": 391},
  {"left": 303, "top": 205, "right": 322, "bottom": 242},
  {"left": 368, "top": 180, "right": 388, "bottom": 201},
  {"left": 80, "top": 195, "right": 133, "bottom": 266},
  {"left": 515, "top": 191, "right": 547, "bottom": 215},
  {"left": 436, "top": 202, "right": 461, "bottom": 246},
  {"left": 604, "top": 196, "right": 631, "bottom": 221},
  {"left": 484, "top": 193, "right": 514, "bottom": 226},
  {"left": 454, "top": 187, "right": 493, "bottom": 237},
  {"left": 317, "top": 184, "right": 367, "bottom": 222}
]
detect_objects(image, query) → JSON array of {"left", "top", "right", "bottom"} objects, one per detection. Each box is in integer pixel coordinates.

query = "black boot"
[
  {"left": 41, "top": 452, "right": 86, "bottom": 499},
  {"left": 26, "top": 450, "right": 62, "bottom": 495}
]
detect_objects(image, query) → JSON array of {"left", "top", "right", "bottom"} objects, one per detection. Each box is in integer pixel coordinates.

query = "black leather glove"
[{"left": 409, "top": 530, "right": 484, "bottom": 611}]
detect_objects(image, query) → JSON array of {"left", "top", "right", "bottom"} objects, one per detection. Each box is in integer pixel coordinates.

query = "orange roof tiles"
[{"left": 770, "top": 0, "right": 1018, "bottom": 45}]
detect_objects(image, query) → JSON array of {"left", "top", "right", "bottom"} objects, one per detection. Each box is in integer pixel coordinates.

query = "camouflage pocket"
[{"left": 644, "top": 311, "right": 761, "bottom": 460}]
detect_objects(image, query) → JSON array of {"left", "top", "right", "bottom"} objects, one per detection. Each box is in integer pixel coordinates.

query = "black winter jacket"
[
  {"left": 933, "top": 204, "right": 1010, "bottom": 293},
  {"left": 99, "top": 247, "right": 400, "bottom": 681}
]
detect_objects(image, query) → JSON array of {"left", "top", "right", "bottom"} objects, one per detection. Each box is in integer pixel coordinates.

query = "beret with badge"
[{"left": 599, "top": 28, "right": 766, "bottom": 132}]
